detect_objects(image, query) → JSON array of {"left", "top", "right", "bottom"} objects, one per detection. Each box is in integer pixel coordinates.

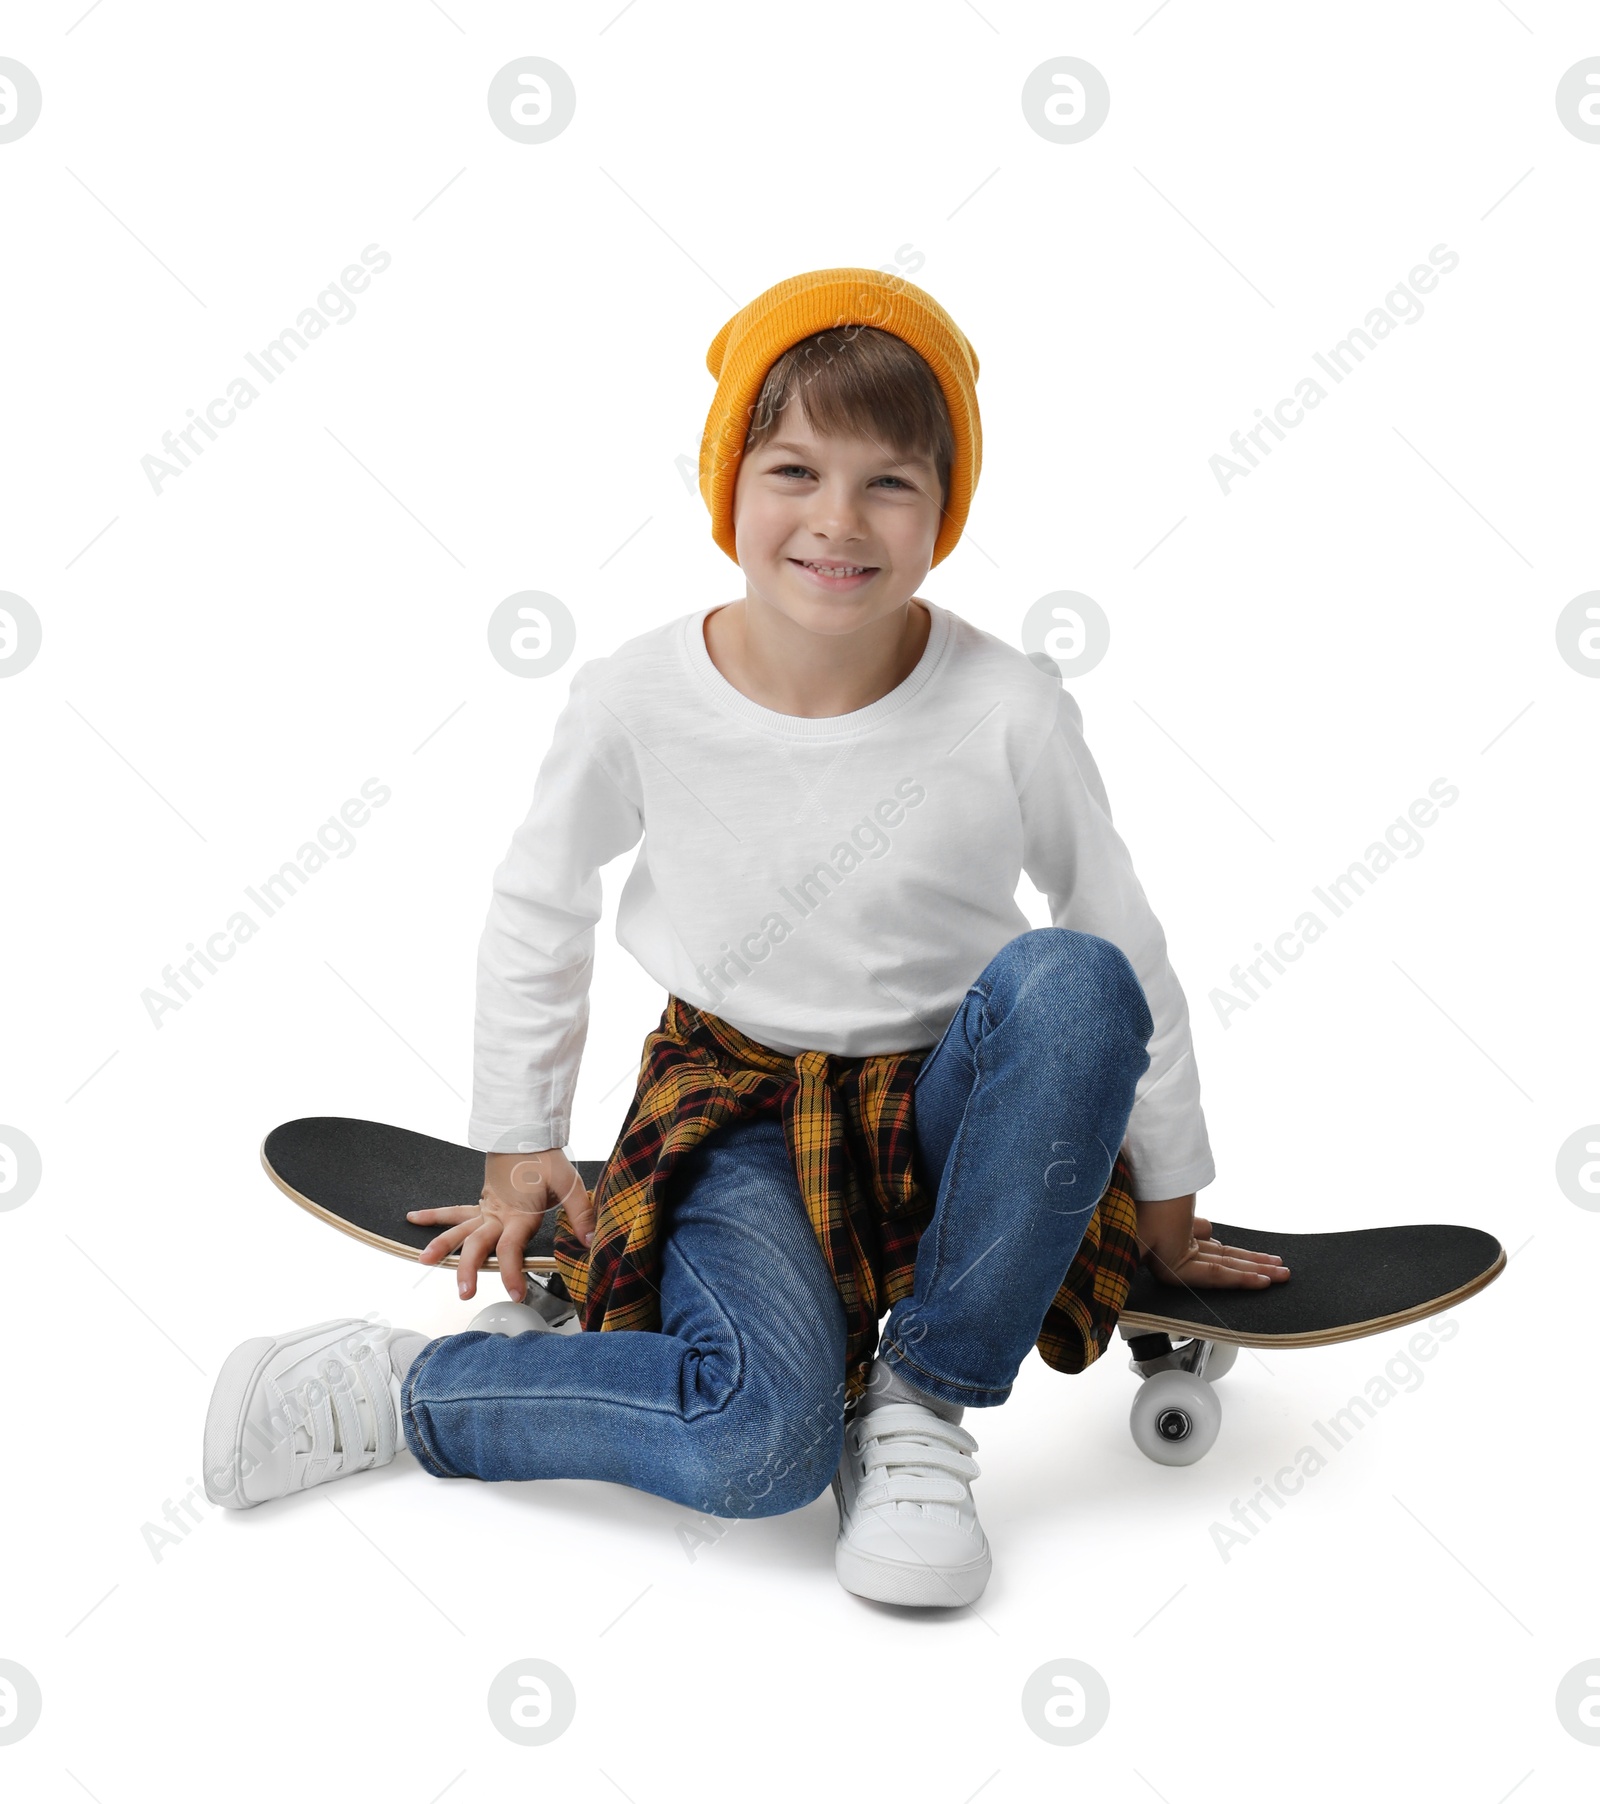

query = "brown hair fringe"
[{"left": 742, "top": 325, "right": 954, "bottom": 514}]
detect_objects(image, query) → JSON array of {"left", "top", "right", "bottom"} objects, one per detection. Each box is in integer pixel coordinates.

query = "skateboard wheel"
[
  {"left": 467, "top": 1298, "right": 571, "bottom": 1337},
  {"left": 1129, "top": 1370, "right": 1221, "bottom": 1466}
]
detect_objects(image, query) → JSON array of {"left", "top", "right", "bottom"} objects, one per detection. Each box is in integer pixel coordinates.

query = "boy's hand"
[
  {"left": 1134, "top": 1194, "right": 1291, "bottom": 1290},
  {"left": 406, "top": 1148, "right": 597, "bottom": 1303}
]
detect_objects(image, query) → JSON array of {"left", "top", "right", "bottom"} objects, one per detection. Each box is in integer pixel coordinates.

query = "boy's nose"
[{"left": 803, "top": 516, "right": 869, "bottom": 549}]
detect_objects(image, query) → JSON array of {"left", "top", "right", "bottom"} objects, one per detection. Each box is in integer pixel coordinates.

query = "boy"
[{"left": 203, "top": 267, "right": 1286, "bottom": 1608}]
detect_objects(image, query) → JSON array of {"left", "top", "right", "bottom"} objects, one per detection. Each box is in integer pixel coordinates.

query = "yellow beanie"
[{"left": 699, "top": 267, "right": 982, "bottom": 570}]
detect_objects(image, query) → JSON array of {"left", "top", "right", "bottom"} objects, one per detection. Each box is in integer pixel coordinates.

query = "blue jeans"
[{"left": 401, "top": 928, "right": 1153, "bottom": 1518}]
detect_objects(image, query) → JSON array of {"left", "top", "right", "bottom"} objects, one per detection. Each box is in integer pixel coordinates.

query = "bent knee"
[
  {"left": 1006, "top": 927, "right": 1151, "bottom": 1030},
  {"left": 686, "top": 1383, "right": 846, "bottom": 1521}
]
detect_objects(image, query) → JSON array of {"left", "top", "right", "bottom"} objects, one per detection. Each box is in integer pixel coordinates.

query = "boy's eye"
[{"left": 769, "top": 464, "right": 914, "bottom": 491}]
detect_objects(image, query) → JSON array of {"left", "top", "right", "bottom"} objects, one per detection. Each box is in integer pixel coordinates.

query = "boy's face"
[{"left": 730, "top": 402, "right": 942, "bottom": 634}]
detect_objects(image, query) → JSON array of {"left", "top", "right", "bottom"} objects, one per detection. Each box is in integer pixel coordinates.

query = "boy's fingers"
[
  {"left": 1200, "top": 1242, "right": 1283, "bottom": 1268},
  {"left": 496, "top": 1219, "right": 536, "bottom": 1302},
  {"left": 1220, "top": 1248, "right": 1288, "bottom": 1274},
  {"left": 455, "top": 1221, "right": 505, "bottom": 1296},
  {"left": 1186, "top": 1226, "right": 1285, "bottom": 1271},
  {"left": 1193, "top": 1250, "right": 1291, "bottom": 1287},
  {"left": 418, "top": 1219, "right": 480, "bottom": 1265},
  {"left": 1150, "top": 1240, "right": 1280, "bottom": 1286},
  {"left": 560, "top": 1178, "right": 597, "bottom": 1245}
]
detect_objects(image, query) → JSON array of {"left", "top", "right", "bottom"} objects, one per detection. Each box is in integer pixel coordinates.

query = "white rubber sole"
[
  {"left": 834, "top": 1539, "right": 992, "bottom": 1607},
  {"left": 831, "top": 1475, "right": 993, "bottom": 1607},
  {"left": 203, "top": 1334, "right": 282, "bottom": 1510}
]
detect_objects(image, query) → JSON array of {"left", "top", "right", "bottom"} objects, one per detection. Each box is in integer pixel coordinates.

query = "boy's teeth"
[{"left": 803, "top": 561, "right": 867, "bottom": 576}]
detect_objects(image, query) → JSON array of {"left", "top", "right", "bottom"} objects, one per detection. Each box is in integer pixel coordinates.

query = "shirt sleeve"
[
  {"left": 469, "top": 669, "right": 644, "bottom": 1154},
  {"left": 1017, "top": 685, "right": 1216, "bottom": 1201}
]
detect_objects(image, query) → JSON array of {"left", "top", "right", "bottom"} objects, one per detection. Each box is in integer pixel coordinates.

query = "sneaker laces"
[{"left": 853, "top": 1402, "right": 980, "bottom": 1516}]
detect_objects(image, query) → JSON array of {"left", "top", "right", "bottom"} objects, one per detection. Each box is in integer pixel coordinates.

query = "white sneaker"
[
  {"left": 832, "top": 1400, "right": 992, "bottom": 1606},
  {"left": 203, "top": 1317, "right": 417, "bottom": 1511}
]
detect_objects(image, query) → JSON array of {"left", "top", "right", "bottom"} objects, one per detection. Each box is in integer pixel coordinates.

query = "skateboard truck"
[{"left": 1121, "top": 1326, "right": 1238, "bottom": 1382}]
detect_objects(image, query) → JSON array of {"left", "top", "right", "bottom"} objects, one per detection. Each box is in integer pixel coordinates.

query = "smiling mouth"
[{"left": 790, "top": 558, "right": 877, "bottom": 578}]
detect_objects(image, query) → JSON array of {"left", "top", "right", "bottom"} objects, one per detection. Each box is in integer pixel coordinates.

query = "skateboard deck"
[
  {"left": 261, "top": 1116, "right": 606, "bottom": 1272},
  {"left": 262, "top": 1116, "right": 1507, "bottom": 1467},
  {"left": 262, "top": 1119, "right": 1507, "bottom": 1329},
  {"left": 1118, "top": 1219, "right": 1505, "bottom": 1349}
]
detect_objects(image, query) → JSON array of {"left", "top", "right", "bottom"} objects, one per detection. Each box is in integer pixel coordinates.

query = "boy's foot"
[
  {"left": 832, "top": 1401, "right": 991, "bottom": 1606},
  {"left": 203, "top": 1318, "right": 425, "bottom": 1511}
]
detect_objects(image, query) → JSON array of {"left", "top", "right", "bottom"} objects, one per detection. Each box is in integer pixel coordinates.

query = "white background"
[{"left": 2, "top": 2, "right": 1596, "bottom": 1798}]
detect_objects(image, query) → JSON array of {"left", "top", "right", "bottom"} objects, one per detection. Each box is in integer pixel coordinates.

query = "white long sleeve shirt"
[{"left": 470, "top": 600, "right": 1215, "bottom": 1201}]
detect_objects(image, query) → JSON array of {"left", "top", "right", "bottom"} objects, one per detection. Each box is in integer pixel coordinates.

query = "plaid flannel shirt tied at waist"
[{"left": 549, "top": 994, "right": 1144, "bottom": 1405}]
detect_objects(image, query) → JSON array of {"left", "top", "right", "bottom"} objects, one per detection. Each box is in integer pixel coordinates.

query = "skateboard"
[
  {"left": 262, "top": 1118, "right": 1506, "bottom": 1468},
  {"left": 1115, "top": 1219, "right": 1505, "bottom": 1465},
  {"left": 260, "top": 1115, "right": 605, "bottom": 1273}
]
